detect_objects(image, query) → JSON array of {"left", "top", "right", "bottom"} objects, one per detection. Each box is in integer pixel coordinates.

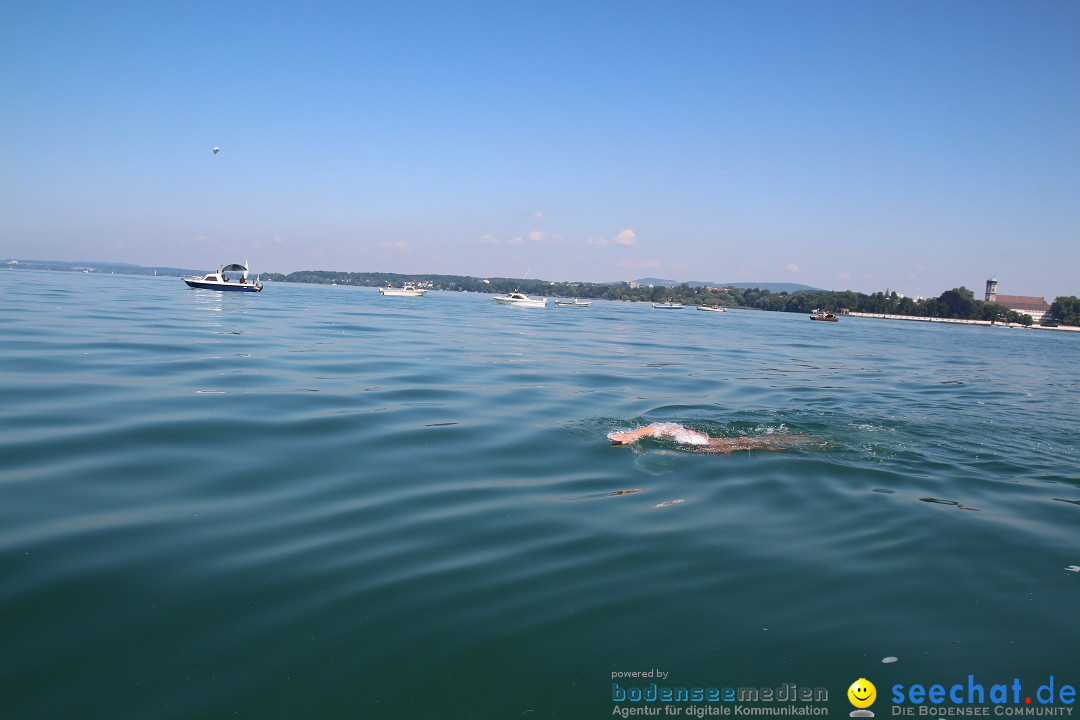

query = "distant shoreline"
[{"left": 8, "top": 262, "right": 1076, "bottom": 332}]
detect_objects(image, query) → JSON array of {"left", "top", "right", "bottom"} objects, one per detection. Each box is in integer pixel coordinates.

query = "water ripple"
[{"left": 2, "top": 272, "right": 1079, "bottom": 718}]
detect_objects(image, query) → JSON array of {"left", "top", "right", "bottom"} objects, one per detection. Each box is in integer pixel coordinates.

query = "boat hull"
[
  {"left": 379, "top": 284, "right": 427, "bottom": 296},
  {"left": 183, "top": 279, "right": 262, "bottom": 292},
  {"left": 494, "top": 295, "right": 547, "bottom": 307}
]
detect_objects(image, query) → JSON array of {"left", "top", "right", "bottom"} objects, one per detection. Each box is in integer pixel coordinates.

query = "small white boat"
[
  {"left": 652, "top": 302, "right": 683, "bottom": 309},
  {"left": 697, "top": 305, "right": 726, "bottom": 312},
  {"left": 555, "top": 298, "right": 591, "bottom": 307},
  {"left": 494, "top": 292, "right": 547, "bottom": 308},
  {"left": 182, "top": 262, "right": 262, "bottom": 292},
  {"left": 379, "top": 283, "right": 427, "bottom": 297}
]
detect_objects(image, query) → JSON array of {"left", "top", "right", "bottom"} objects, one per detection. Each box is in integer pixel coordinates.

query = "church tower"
[{"left": 985, "top": 277, "right": 998, "bottom": 303}]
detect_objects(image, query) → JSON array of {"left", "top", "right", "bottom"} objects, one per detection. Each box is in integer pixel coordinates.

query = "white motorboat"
[
  {"left": 555, "top": 298, "right": 591, "bottom": 307},
  {"left": 652, "top": 302, "right": 683, "bottom": 309},
  {"left": 697, "top": 305, "right": 726, "bottom": 312},
  {"left": 182, "top": 263, "right": 262, "bottom": 292},
  {"left": 494, "top": 292, "right": 547, "bottom": 308},
  {"left": 379, "top": 283, "right": 427, "bottom": 297}
]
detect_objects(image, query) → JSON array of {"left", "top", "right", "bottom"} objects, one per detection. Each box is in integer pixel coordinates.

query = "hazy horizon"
[
  {"left": 2, "top": 2, "right": 1077, "bottom": 300},
  {"left": 7, "top": 257, "right": 1053, "bottom": 302}
]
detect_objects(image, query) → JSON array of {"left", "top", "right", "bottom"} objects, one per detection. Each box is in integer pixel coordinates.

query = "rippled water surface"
[{"left": 2, "top": 271, "right": 1078, "bottom": 718}]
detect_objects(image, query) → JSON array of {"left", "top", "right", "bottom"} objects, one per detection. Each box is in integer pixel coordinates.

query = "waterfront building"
[
  {"left": 985, "top": 277, "right": 1050, "bottom": 322},
  {"left": 994, "top": 295, "right": 1051, "bottom": 322}
]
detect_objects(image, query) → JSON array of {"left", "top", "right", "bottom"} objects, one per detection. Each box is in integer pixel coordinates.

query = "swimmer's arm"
[
  {"left": 608, "top": 426, "right": 659, "bottom": 445},
  {"left": 609, "top": 423, "right": 711, "bottom": 446}
]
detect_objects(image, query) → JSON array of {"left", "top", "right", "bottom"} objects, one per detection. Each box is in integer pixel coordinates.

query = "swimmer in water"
[{"left": 608, "top": 422, "right": 817, "bottom": 454}]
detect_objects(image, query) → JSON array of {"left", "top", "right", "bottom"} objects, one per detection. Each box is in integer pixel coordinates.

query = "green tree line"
[
  {"left": 261, "top": 270, "right": 1077, "bottom": 326},
  {"left": 1048, "top": 296, "right": 1080, "bottom": 326}
]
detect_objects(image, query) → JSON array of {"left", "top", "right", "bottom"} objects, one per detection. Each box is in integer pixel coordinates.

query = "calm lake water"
[{"left": 2, "top": 270, "right": 1078, "bottom": 719}]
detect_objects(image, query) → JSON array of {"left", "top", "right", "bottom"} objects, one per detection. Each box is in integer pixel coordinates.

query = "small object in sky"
[
  {"left": 212, "top": 146, "right": 220, "bottom": 154},
  {"left": 882, "top": 656, "right": 898, "bottom": 664}
]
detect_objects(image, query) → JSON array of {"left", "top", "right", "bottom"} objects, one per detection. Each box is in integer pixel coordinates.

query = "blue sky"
[{"left": 2, "top": 1, "right": 1077, "bottom": 298}]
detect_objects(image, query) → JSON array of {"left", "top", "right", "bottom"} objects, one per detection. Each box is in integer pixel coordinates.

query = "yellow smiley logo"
[{"left": 848, "top": 678, "right": 876, "bottom": 708}]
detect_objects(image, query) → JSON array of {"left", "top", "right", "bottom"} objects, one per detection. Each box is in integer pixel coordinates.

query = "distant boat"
[
  {"left": 494, "top": 292, "right": 547, "bottom": 308},
  {"left": 555, "top": 298, "right": 591, "bottom": 307},
  {"left": 182, "top": 262, "right": 262, "bottom": 292},
  {"left": 652, "top": 302, "right": 683, "bottom": 309},
  {"left": 697, "top": 305, "right": 726, "bottom": 312},
  {"left": 810, "top": 312, "right": 838, "bottom": 322},
  {"left": 379, "top": 283, "right": 427, "bottom": 297}
]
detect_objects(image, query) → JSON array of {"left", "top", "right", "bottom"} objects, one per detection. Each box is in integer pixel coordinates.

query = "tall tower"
[{"left": 985, "top": 276, "right": 998, "bottom": 303}]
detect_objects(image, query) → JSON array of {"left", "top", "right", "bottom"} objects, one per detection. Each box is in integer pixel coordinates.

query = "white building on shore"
[{"left": 985, "top": 277, "right": 1051, "bottom": 323}]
